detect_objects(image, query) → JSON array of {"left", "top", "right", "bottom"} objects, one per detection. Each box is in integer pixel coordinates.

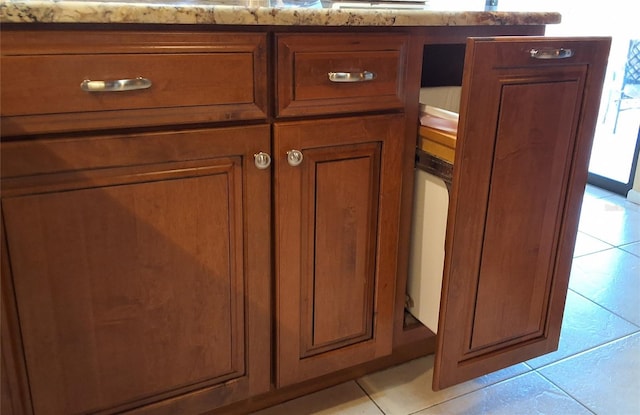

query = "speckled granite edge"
[{"left": 0, "top": 0, "right": 561, "bottom": 26}]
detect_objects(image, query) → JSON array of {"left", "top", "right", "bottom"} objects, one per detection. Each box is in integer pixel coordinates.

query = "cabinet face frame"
[{"left": 432, "top": 36, "right": 611, "bottom": 390}]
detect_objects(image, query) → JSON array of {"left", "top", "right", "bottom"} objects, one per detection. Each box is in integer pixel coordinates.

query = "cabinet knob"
[
  {"left": 254, "top": 152, "right": 272, "bottom": 169},
  {"left": 286, "top": 150, "right": 304, "bottom": 167}
]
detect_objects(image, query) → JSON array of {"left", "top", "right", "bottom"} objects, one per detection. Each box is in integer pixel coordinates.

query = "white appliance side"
[{"left": 407, "top": 169, "right": 449, "bottom": 333}]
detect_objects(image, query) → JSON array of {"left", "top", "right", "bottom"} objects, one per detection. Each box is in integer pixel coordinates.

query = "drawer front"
[
  {"left": 1, "top": 31, "right": 268, "bottom": 136},
  {"left": 276, "top": 34, "right": 408, "bottom": 117}
]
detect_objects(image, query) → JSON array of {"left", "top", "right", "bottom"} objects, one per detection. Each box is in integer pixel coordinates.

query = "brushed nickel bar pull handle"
[
  {"left": 80, "top": 77, "right": 152, "bottom": 92},
  {"left": 529, "top": 48, "right": 574, "bottom": 60},
  {"left": 328, "top": 71, "right": 376, "bottom": 82}
]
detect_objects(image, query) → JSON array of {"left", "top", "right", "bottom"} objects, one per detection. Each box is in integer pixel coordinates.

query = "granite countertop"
[{"left": 0, "top": 0, "right": 561, "bottom": 26}]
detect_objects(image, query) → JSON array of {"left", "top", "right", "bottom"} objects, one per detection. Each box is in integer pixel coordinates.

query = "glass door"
[
  {"left": 542, "top": 0, "right": 640, "bottom": 195},
  {"left": 589, "top": 39, "right": 640, "bottom": 195}
]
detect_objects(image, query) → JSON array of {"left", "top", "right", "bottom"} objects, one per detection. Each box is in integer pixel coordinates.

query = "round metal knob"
[
  {"left": 254, "top": 152, "right": 271, "bottom": 170},
  {"left": 286, "top": 150, "right": 304, "bottom": 167}
]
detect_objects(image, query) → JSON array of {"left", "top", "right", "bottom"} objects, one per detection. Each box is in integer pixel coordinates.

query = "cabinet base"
[{"left": 212, "top": 337, "right": 436, "bottom": 415}]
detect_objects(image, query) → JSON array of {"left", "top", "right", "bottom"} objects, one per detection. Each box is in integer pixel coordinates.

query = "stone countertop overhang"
[{"left": 0, "top": 0, "right": 561, "bottom": 26}]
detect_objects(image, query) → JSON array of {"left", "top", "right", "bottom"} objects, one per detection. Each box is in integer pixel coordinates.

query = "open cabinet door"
[{"left": 433, "top": 37, "right": 611, "bottom": 390}]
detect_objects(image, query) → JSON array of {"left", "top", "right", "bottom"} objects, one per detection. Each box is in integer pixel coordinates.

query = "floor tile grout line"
[
  {"left": 575, "top": 230, "right": 616, "bottom": 247},
  {"left": 533, "top": 331, "right": 640, "bottom": 372},
  {"left": 413, "top": 369, "right": 539, "bottom": 415},
  {"left": 355, "top": 376, "right": 442, "bottom": 415},
  {"left": 532, "top": 370, "right": 598, "bottom": 415},
  {"left": 567, "top": 287, "right": 640, "bottom": 330},
  {"left": 529, "top": 290, "right": 640, "bottom": 371},
  {"left": 528, "top": 329, "right": 640, "bottom": 372},
  {"left": 584, "top": 186, "right": 617, "bottom": 200},
  {"left": 575, "top": 232, "right": 640, "bottom": 252},
  {"left": 578, "top": 189, "right": 640, "bottom": 249},
  {"left": 587, "top": 188, "right": 639, "bottom": 206},
  {"left": 618, "top": 240, "right": 640, "bottom": 248},
  {"left": 404, "top": 370, "right": 556, "bottom": 415},
  {"left": 354, "top": 379, "right": 388, "bottom": 415},
  {"left": 568, "top": 287, "right": 640, "bottom": 327},
  {"left": 618, "top": 243, "right": 640, "bottom": 258},
  {"left": 618, "top": 251, "right": 640, "bottom": 259},
  {"left": 356, "top": 372, "right": 533, "bottom": 415},
  {"left": 572, "top": 247, "right": 615, "bottom": 258}
]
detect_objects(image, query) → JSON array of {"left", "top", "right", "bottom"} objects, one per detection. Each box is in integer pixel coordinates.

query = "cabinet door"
[
  {"left": 274, "top": 114, "right": 404, "bottom": 387},
  {"left": 0, "top": 126, "right": 271, "bottom": 414},
  {"left": 433, "top": 37, "right": 611, "bottom": 390}
]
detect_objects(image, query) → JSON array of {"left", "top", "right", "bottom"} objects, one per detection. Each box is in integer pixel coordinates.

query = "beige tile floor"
[{"left": 253, "top": 185, "right": 640, "bottom": 415}]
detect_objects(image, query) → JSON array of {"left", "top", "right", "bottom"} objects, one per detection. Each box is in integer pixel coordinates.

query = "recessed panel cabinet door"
[
  {"left": 0, "top": 126, "right": 271, "bottom": 414},
  {"left": 274, "top": 114, "right": 404, "bottom": 387},
  {"left": 433, "top": 37, "right": 611, "bottom": 390}
]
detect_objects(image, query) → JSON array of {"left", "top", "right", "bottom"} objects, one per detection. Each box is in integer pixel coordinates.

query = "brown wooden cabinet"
[
  {"left": 1, "top": 29, "right": 273, "bottom": 415},
  {"left": 272, "top": 33, "right": 411, "bottom": 388},
  {"left": 0, "top": 23, "right": 612, "bottom": 415},
  {"left": 274, "top": 114, "right": 404, "bottom": 387}
]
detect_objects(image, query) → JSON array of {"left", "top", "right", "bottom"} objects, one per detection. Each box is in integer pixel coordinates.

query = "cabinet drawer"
[
  {"left": 276, "top": 34, "right": 408, "bottom": 117},
  {"left": 1, "top": 30, "right": 268, "bottom": 136}
]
